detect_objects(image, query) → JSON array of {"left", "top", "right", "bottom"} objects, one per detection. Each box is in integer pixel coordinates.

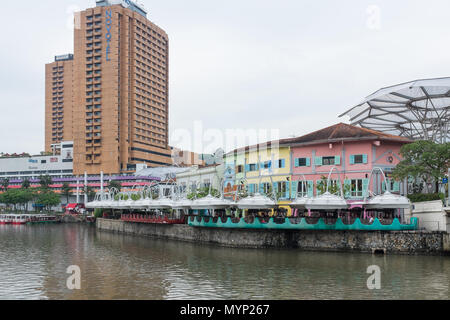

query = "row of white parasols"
[{"left": 86, "top": 167, "right": 411, "bottom": 212}]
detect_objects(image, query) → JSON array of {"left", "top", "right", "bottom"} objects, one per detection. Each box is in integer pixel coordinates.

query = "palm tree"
[
  {"left": 108, "top": 180, "right": 122, "bottom": 192},
  {"left": 38, "top": 175, "right": 53, "bottom": 190},
  {"left": 85, "top": 186, "right": 97, "bottom": 202},
  {"left": 21, "top": 178, "right": 31, "bottom": 189}
]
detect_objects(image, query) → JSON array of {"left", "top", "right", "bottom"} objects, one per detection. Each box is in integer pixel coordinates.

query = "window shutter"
[
  {"left": 344, "top": 180, "right": 351, "bottom": 198},
  {"left": 291, "top": 181, "right": 298, "bottom": 198},
  {"left": 274, "top": 160, "right": 279, "bottom": 169},
  {"left": 245, "top": 164, "right": 250, "bottom": 172},
  {"left": 316, "top": 180, "right": 322, "bottom": 196},
  {"left": 335, "top": 156, "right": 341, "bottom": 165},
  {"left": 362, "top": 179, "right": 369, "bottom": 198},
  {"left": 285, "top": 182, "right": 290, "bottom": 199},
  {"left": 281, "top": 159, "right": 286, "bottom": 168},
  {"left": 315, "top": 157, "right": 323, "bottom": 166},
  {"left": 349, "top": 155, "right": 355, "bottom": 165},
  {"left": 260, "top": 184, "right": 264, "bottom": 194},
  {"left": 381, "top": 182, "right": 386, "bottom": 193},
  {"left": 272, "top": 182, "right": 278, "bottom": 198},
  {"left": 393, "top": 181, "right": 400, "bottom": 192},
  {"left": 363, "top": 154, "right": 368, "bottom": 164},
  {"left": 307, "top": 181, "right": 314, "bottom": 198},
  {"left": 306, "top": 158, "right": 311, "bottom": 167},
  {"left": 295, "top": 158, "right": 300, "bottom": 167}
]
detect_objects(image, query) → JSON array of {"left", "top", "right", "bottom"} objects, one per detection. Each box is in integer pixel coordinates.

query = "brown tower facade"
[
  {"left": 45, "top": 54, "right": 74, "bottom": 153},
  {"left": 71, "top": 1, "right": 172, "bottom": 175},
  {"left": 45, "top": 1, "right": 172, "bottom": 175}
]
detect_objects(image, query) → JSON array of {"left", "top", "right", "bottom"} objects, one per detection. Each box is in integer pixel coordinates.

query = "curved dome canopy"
[
  {"left": 289, "top": 196, "right": 309, "bottom": 209},
  {"left": 172, "top": 198, "right": 193, "bottom": 210},
  {"left": 147, "top": 197, "right": 175, "bottom": 209},
  {"left": 190, "top": 195, "right": 234, "bottom": 210},
  {"left": 364, "top": 191, "right": 411, "bottom": 210},
  {"left": 117, "top": 199, "right": 135, "bottom": 209},
  {"left": 305, "top": 192, "right": 349, "bottom": 210},
  {"left": 236, "top": 193, "right": 277, "bottom": 210},
  {"left": 86, "top": 200, "right": 100, "bottom": 209},
  {"left": 340, "top": 77, "right": 450, "bottom": 143},
  {"left": 99, "top": 199, "right": 116, "bottom": 209},
  {"left": 130, "top": 198, "right": 153, "bottom": 209}
]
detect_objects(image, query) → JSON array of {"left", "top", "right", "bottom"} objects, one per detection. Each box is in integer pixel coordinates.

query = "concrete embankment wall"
[{"left": 96, "top": 219, "right": 450, "bottom": 255}]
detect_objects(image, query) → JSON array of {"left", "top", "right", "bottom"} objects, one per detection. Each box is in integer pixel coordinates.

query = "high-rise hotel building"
[
  {"left": 45, "top": 54, "right": 74, "bottom": 153},
  {"left": 45, "top": 0, "right": 172, "bottom": 175}
]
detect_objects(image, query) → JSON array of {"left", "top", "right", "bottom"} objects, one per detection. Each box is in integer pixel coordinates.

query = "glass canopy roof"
[{"left": 340, "top": 77, "right": 450, "bottom": 143}]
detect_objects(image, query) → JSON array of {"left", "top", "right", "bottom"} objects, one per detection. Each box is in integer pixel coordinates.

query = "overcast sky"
[{"left": 1, "top": 0, "right": 450, "bottom": 155}]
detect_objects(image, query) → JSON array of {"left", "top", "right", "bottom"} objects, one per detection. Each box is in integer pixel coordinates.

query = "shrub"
[
  {"left": 407, "top": 193, "right": 445, "bottom": 203},
  {"left": 94, "top": 208, "right": 103, "bottom": 218}
]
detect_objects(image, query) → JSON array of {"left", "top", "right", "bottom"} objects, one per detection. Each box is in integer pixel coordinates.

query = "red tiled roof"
[
  {"left": 226, "top": 123, "right": 412, "bottom": 155},
  {"left": 280, "top": 123, "right": 412, "bottom": 146}
]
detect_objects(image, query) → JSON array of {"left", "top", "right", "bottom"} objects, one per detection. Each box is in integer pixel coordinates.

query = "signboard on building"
[
  {"left": 105, "top": 9, "right": 112, "bottom": 62},
  {"left": 55, "top": 54, "right": 73, "bottom": 61}
]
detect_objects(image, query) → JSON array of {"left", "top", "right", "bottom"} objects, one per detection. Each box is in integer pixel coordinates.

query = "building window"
[
  {"left": 277, "top": 159, "right": 286, "bottom": 168},
  {"left": 262, "top": 182, "right": 271, "bottom": 194},
  {"left": 261, "top": 161, "right": 271, "bottom": 169},
  {"left": 322, "top": 157, "right": 335, "bottom": 166},
  {"left": 236, "top": 165, "right": 243, "bottom": 173},
  {"left": 350, "top": 154, "right": 368, "bottom": 165},
  {"left": 351, "top": 179, "right": 363, "bottom": 198},
  {"left": 295, "top": 158, "right": 310, "bottom": 167},
  {"left": 297, "top": 181, "right": 308, "bottom": 197},
  {"left": 277, "top": 181, "right": 287, "bottom": 196}
]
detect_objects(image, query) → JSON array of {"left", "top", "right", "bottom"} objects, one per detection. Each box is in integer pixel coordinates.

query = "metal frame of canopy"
[
  {"left": 340, "top": 77, "right": 450, "bottom": 143},
  {"left": 235, "top": 176, "right": 279, "bottom": 210}
]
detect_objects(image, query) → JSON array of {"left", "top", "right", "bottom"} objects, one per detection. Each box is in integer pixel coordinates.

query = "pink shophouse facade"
[{"left": 282, "top": 123, "right": 412, "bottom": 203}]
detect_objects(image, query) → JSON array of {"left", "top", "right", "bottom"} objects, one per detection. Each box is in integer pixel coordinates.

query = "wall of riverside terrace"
[{"left": 96, "top": 219, "right": 450, "bottom": 255}]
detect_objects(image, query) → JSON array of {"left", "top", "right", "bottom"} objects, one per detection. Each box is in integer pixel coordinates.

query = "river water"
[{"left": 0, "top": 224, "right": 448, "bottom": 300}]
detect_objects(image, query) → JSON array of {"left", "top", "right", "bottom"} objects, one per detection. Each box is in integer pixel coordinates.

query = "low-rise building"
[
  {"left": 176, "top": 164, "right": 225, "bottom": 194},
  {"left": 223, "top": 123, "right": 412, "bottom": 209},
  {"left": 0, "top": 142, "right": 74, "bottom": 180}
]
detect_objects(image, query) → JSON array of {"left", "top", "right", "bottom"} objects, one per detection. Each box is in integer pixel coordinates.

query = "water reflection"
[{"left": 0, "top": 225, "right": 448, "bottom": 300}]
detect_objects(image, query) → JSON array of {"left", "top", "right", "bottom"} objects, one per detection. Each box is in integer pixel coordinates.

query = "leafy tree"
[
  {"left": 393, "top": 141, "right": 450, "bottom": 193},
  {"left": 36, "top": 191, "right": 60, "bottom": 212},
  {"left": 94, "top": 208, "right": 103, "bottom": 218},
  {"left": 38, "top": 175, "right": 53, "bottom": 190},
  {"left": 86, "top": 186, "right": 97, "bottom": 202},
  {"left": 108, "top": 180, "right": 122, "bottom": 192},
  {"left": 61, "top": 182, "right": 72, "bottom": 204},
  {"left": 1, "top": 178, "right": 9, "bottom": 192},
  {"left": 21, "top": 178, "right": 31, "bottom": 189},
  {"left": 0, "top": 189, "right": 33, "bottom": 212}
]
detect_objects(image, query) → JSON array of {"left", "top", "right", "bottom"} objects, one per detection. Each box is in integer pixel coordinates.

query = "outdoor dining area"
[{"left": 86, "top": 167, "right": 418, "bottom": 231}]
